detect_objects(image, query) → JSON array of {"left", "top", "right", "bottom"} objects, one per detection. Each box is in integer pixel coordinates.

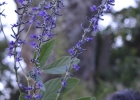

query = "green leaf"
[
  {"left": 75, "top": 97, "right": 96, "bottom": 100},
  {"left": 42, "top": 56, "right": 80, "bottom": 74},
  {"left": 19, "top": 93, "right": 26, "bottom": 100},
  {"left": 39, "top": 39, "right": 55, "bottom": 67},
  {"left": 40, "top": 78, "right": 80, "bottom": 100}
]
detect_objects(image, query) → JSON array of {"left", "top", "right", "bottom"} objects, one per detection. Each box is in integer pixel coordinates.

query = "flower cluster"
[
  {"left": 8, "top": 6, "right": 32, "bottom": 95},
  {"left": 19, "top": 81, "right": 42, "bottom": 100},
  {"left": 8, "top": 0, "right": 32, "bottom": 61},
  {"left": 30, "top": 0, "right": 64, "bottom": 65},
  {"left": 68, "top": 0, "right": 115, "bottom": 58},
  {"left": 13, "top": 0, "right": 64, "bottom": 99},
  {"left": 58, "top": 0, "right": 115, "bottom": 97},
  {"left": 29, "top": 1, "right": 64, "bottom": 98},
  {"left": 24, "top": 67, "right": 43, "bottom": 99},
  {"left": 68, "top": 36, "right": 93, "bottom": 58}
]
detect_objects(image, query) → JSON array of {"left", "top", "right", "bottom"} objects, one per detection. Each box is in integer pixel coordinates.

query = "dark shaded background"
[{"left": 0, "top": 0, "right": 140, "bottom": 100}]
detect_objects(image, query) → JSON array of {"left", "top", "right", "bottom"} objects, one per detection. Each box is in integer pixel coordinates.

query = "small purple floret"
[
  {"left": 38, "top": 10, "right": 47, "bottom": 17},
  {"left": 93, "top": 25, "right": 98, "bottom": 31},
  {"left": 73, "top": 65, "right": 80, "bottom": 71},
  {"left": 30, "top": 42, "right": 37, "bottom": 48},
  {"left": 68, "top": 49, "right": 74, "bottom": 56},
  {"left": 25, "top": 94, "right": 32, "bottom": 99},
  {"left": 61, "top": 81, "right": 67, "bottom": 87},
  {"left": 36, "top": 82, "right": 42, "bottom": 88},
  {"left": 106, "top": 5, "right": 111, "bottom": 11},
  {"left": 30, "top": 34, "right": 38, "bottom": 39},
  {"left": 86, "top": 37, "right": 93, "bottom": 41},
  {"left": 90, "top": 5, "right": 97, "bottom": 12}
]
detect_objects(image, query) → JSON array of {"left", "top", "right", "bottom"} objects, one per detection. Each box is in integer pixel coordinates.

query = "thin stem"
[
  {"left": 0, "top": 15, "right": 8, "bottom": 45},
  {"left": 14, "top": 47, "right": 21, "bottom": 93},
  {"left": 18, "top": 62, "right": 28, "bottom": 79},
  {"left": 21, "top": 23, "right": 33, "bottom": 53},
  {"left": 27, "top": 77, "right": 31, "bottom": 95}
]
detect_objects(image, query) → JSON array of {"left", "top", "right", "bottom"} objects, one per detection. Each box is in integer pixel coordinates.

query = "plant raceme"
[{"left": 0, "top": 0, "right": 115, "bottom": 100}]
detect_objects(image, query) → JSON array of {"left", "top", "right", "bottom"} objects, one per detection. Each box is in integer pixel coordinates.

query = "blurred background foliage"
[{"left": 0, "top": 0, "right": 140, "bottom": 100}]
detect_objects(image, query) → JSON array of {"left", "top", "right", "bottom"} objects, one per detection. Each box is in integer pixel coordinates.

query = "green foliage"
[
  {"left": 116, "top": 56, "right": 140, "bottom": 86},
  {"left": 42, "top": 56, "right": 80, "bottom": 74},
  {"left": 75, "top": 97, "right": 96, "bottom": 100},
  {"left": 39, "top": 39, "right": 55, "bottom": 67},
  {"left": 60, "top": 81, "right": 93, "bottom": 100},
  {"left": 92, "top": 4, "right": 140, "bottom": 100},
  {"left": 93, "top": 79, "right": 115, "bottom": 100},
  {"left": 40, "top": 78, "right": 80, "bottom": 100},
  {"left": 0, "top": 41, "right": 9, "bottom": 72},
  {"left": 19, "top": 93, "right": 26, "bottom": 100}
]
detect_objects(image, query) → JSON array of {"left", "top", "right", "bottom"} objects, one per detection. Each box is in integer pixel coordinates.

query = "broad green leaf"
[
  {"left": 28, "top": 71, "right": 46, "bottom": 91},
  {"left": 19, "top": 93, "right": 26, "bottom": 100},
  {"left": 39, "top": 39, "right": 55, "bottom": 67},
  {"left": 40, "top": 78, "right": 80, "bottom": 100},
  {"left": 75, "top": 97, "right": 96, "bottom": 100},
  {"left": 42, "top": 56, "right": 80, "bottom": 74}
]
